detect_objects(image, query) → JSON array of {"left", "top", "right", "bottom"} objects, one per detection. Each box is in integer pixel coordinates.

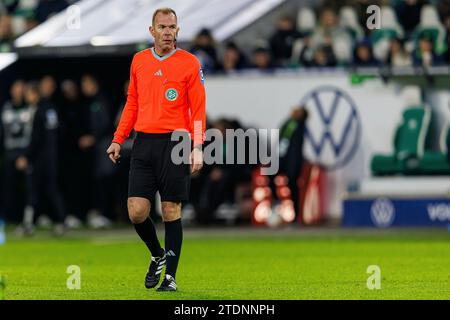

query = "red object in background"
[
  {"left": 297, "top": 162, "right": 327, "bottom": 225},
  {"left": 251, "top": 168, "right": 272, "bottom": 225},
  {"left": 251, "top": 162, "right": 327, "bottom": 226}
]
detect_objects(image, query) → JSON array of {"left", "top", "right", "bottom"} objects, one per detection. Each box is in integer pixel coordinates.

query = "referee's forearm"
[{"left": 113, "top": 106, "right": 138, "bottom": 144}]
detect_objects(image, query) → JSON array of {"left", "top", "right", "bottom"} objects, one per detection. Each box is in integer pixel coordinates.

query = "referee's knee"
[
  {"left": 161, "top": 202, "right": 181, "bottom": 222},
  {"left": 128, "top": 197, "right": 150, "bottom": 224}
]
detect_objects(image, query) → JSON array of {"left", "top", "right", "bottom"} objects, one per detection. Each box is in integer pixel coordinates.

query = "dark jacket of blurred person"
[
  {"left": 81, "top": 74, "right": 115, "bottom": 222},
  {"left": 81, "top": 75, "right": 114, "bottom": 178},
  {"left": 298, "top": 36, "right": 315, "bottom": 66},
  {"left": 278, "top": 107, "right": 308, "bottom": 219},
  {"left": 24, "top": 83, "right": 60, "bottom": 171},
  {"left": 269, "top": 15, "right": 302, "bottom": 67},
  {"left": 59, "top": 80, "right": 85, "bottom": 151},
  {"left": 58, "top": 79, "right": 87, "bottom": 221},
  {"left": 0, "top": 80, "right": 35, "bottom": 223},
  {"left": 352, "top": 40, "right": 379, "bottom": 67}
]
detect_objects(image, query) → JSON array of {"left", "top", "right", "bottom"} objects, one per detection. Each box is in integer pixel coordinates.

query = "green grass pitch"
[{"left": 0, "top": 227, "right": 449, "bottom": 300}]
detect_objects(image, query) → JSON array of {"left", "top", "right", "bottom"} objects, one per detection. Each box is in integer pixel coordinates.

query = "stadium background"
[{"left": 0, "top": 0, "right": 449, "bottom": 300}]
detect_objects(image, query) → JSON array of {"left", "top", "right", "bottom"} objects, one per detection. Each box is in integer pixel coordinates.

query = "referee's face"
[{"left": 150, "top": 13, "right": 179, "bottom": 54}]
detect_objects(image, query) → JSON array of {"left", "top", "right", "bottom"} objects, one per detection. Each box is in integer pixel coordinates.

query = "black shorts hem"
[
  {"left": 159, "top": 196, "right": 189, "bottom": 203},
  {"left": 127, "top": 193, "right": 154, "bottom": 202}
]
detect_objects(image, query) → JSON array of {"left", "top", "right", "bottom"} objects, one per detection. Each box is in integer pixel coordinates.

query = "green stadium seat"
[
  {"left": 371, "top": 107, "right": 431, "bottom": 176},
  {"left": 412, "top": 5, "right": 447, "bottom": 54},
  {"left": 371, "top": 28, "right": 400, "bottom": 45},
  {"left": 412, "top": 27, "right": 446, "bottom": 54},
  {"left": 419, "top": 122, "right": 450, "bottom": 174}
]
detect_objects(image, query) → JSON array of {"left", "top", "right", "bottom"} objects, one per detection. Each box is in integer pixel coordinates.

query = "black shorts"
[{"left": 128, "top": 132, "right": 191, "bottom": 202}]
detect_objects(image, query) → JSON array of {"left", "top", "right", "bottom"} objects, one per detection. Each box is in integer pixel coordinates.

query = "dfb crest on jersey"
[{"left": 165, "top": 88, "right": 178, "bottom": 101}]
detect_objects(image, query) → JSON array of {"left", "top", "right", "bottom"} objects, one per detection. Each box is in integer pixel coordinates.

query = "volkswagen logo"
[
  {"left": 300, "top": 86, "right": 361, "bottom": 170},
  {"left": 370, "top": 198, "right": 395, "bottom": 228}
]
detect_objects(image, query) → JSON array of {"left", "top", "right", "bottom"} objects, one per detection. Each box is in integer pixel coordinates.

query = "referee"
[{"left": 107, "top": 7, "right": 206, "bottom": 292}]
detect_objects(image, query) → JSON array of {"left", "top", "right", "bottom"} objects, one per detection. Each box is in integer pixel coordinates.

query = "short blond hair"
[{"left": 152, "top": 7, "right": 177, "bottom": 26}]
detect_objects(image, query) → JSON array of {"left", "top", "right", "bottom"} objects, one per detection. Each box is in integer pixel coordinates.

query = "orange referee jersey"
[{"left": 113, "top": 47, "right": 206, "bottom": 145}]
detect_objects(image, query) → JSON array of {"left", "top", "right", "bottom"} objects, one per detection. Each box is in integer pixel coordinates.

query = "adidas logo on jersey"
[{"left": 154, "top": 69, "right": 163, "bottom": 76}]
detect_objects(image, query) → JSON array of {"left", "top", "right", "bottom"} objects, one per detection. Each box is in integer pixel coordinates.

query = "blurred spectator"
[
  {"left": 269, "top": 15, "right": 302, "bottom": 67},
  {"left": 221, "top": 41, "right": 248, "bottom": 73},
  {"left": 35, "top": 0, "right": 69, "bottom": 23},
  {"left": 353, "top": 39, "right": 378, "bottom": 66},
  {"left": 311, "top": 7, "right": 337, "bottom": 46},
  {"left": 278, "top": 106, "right": 308, "bottom": 221},
  {"left": 298, "top": 36, "right": 315, "bottom": 66},
  {"left": 17, "top": 81, "right": 66, "bottom": 236},
  {"left": 311, "top": 7, "right": 352, "bottom": 64},
  {"left": 58, "top": 79, "right": 85, "bottom": 227},
  {"left": 0, "top": 79, "right": 34, "bottom": 223},
  {"left": 413, "top": 34, "right": 442, "bottom": 66},
  {"left": 386, "top": 37, "right": 413, "bottom": 67},
  {"left": 40, "top": 75, "right": 58, "bottom": 104},
  {"left": 190, "top": 28, "right": 220, "bottom": 74},
  {"left": 310, "top": 45, "right": 337, "bottom": 67},
  {"left": 81, "top": 74, "right": 115, "bottom": 227},
  {"left": 251, "top": 45, "right": 275, "bottom": 71},
  {"left": 0, "top": 14, "right": 13, "bottom": 52},
  {"left": 395, "top": 0, "right": 426, "bottom": 37}
]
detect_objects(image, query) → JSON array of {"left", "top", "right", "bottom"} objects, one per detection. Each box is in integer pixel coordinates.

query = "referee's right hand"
[{"left": 107, "top": 142, "right": 121, "bottom": 164}]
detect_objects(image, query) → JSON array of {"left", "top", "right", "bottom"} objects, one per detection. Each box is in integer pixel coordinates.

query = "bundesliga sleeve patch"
[{"left": 199, "top": 68, "right": 205, "bottom": 84}]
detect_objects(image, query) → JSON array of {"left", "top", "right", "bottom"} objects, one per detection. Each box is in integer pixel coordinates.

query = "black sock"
[
  {"left": 133, "top": 217, "right": 164, "bottom": 258},
  {"left": 164, "top": 218, "right": 183, "bottom": 278}
]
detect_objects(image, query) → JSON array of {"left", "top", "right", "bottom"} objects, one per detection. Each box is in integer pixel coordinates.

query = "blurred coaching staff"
[
  {"left": 107, "top": 7, "right": 206, "bottom": 292},
  {"left": 16, "top": 82, "right": 66, "bottom": 235}
]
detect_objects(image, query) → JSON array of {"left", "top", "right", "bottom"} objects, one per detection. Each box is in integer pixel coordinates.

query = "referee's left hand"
[
  {"left": 107, "top": 142, "right": 121, "bottom": 164},
  {"left": 190, "top": 148, "right": 203, "bottom": 175}
]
